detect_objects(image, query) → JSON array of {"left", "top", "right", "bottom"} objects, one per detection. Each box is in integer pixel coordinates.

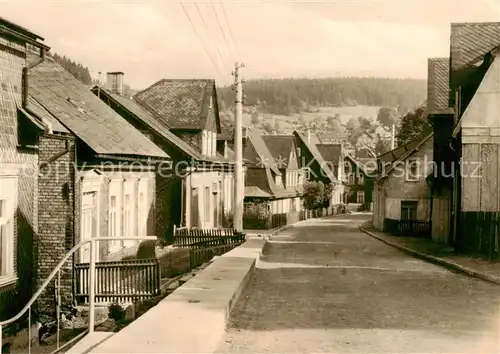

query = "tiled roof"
[
  {"left": 317, "top": 144, "right": 342, "bottom": 163},
  {"left": 26, "top": 96, "right": 69, "bottom": 133},
  {"left": 377, "top": 137, "right": 422, "bottom": 165},
  {"left": 427, "top": 58, "right": 450, "bottom": 112},
  {"left": 29, "top": 60, "right": 167, "bottom": 158},
  {"left": 218, "top": 125, "right": 234, "bottom": 141},
  {"left": 245, "top": 186, "right": 272, "bottom": 198},
  {"left": 245, "top": 129, "right": 281, "bottom": 175},
  {"left": 134, "top": 79, "right": 216, "bottom": 130},
  {"left": 355, "top": 147, "right": 376, "bottom": 159},
  {"left": 378, "top": 133, "right": 433, "bottom": 181},
  {"left": 293, "top": 130, "right": 336, "bottom": 183},
  {"left": 262, "top": 135, "right": 296, "bottom": 169},
  {"left": 345, "top": 154, "right": 377, "bottom": 177},
  {"left": 94, "top": 87, "right": 232, "bottom": 164},
  {"left": 450, "top": 22, "right": 500, "bottom": 71}
]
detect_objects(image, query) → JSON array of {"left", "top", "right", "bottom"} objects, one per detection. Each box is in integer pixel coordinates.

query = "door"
[{"left": 81, "top": 192, "right": 98, "bottom": 263}]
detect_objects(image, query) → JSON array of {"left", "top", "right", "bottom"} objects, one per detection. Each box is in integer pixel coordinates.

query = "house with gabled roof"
[
  {"left": 243, "top": 129, "right": 301, "bottom": 218},
  {"left": 104, "top": 77, "right": 235, "bottom": 232},
  {"left": 343, "top": 154, "right": 375, "bottom": 210},
  {"left": 0, "top": 16, "right": 56, "bottom": 326},
  {"left": 1, "top": 15, "right": 170, "bottom": 332},
  {"left": 26, "top": 58, "right": 168, "bottom": 316},
  {"left": 293, "top": 130, "right": 344, "bottom": 206},
  {"left": 446, "top": 22, "right": 500, "bottom": 257},
  {"left": 372, "top": 132, "right": 434, "bottom": 235}
]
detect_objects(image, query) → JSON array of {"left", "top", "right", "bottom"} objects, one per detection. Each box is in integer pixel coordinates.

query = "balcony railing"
[{"left": 0, "top": 235, "right": 156, "bottom": 354}]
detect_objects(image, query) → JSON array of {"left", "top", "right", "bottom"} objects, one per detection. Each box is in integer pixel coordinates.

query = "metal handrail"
[{"left": 0, "top": 235, "right": 157, "bottom": 352}]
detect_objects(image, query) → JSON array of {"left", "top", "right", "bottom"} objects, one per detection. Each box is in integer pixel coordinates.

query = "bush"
[
  {"left": 302, "top": 181, "right": 334, "bottom": 210},
  {"left": 243, "top": 202, "right": 271, "bottom": 219},
  {"left": 108, "top": 303, "right": 125, "bottom": 322}
]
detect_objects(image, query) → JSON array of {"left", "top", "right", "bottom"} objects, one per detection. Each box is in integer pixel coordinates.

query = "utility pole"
[{"left": 233, "top": 62, "right": 244, "bottom": 232}]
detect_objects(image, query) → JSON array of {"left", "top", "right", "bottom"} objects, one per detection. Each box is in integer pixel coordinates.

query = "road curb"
[{"left": 360, "top": 226, "right": 500, "bottom": 286}]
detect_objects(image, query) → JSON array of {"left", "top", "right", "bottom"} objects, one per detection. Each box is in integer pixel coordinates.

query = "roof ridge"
[{"left": 451, "top": 22, "right": 500, "bottom": 26}]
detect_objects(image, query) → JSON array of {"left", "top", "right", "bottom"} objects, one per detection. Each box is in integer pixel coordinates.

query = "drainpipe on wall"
[{"left": 22, "top": 66, "right": 53, "bottom": 134}]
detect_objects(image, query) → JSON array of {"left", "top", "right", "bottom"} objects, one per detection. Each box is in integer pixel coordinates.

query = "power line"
[
  {"left": 211, "top": 2, "right": 235, "bottom": 64},
  {"left": 220, "top": 1, "right": 241, "bottom": 60},
  {"left": 194, "top": 2, "right": 232, "bottom": 71},
  {"left": 180, "top": 2, "right": 225, "bottom": 78}
]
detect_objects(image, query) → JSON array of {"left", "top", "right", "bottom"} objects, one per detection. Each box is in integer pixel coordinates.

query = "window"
[
  {"left": 109, "top": 196, "right": 117, "bottom": 236},
  {"left": 204, "top": 187, "right": 211, "bottom": 223},
  {"left": 356, "top": 191, "right": 365, "bottom": 204},
  {"left": 212, "top": 131, "right": 217, "bottom": 157},
  {"left": 108, "top": 180, "right": 122, "bottom": 251},
  {"left": 137, "top": 179, "right": 148, "bottom": 236},
  {"left": 0, "top": 176, "right": 16, "bottom": 285},
  {"left": 406, "top": 158, "right": 419, "bottom": 182},
  {"left": 275, "top": 176, "right": 282, "bottom": 186},
  {"left": 401, "top": 200, "right": 418, "bottom": 220},
  {"left": 123, "top": 179, "right": 137, "bottom": 244},
  {"left": 348, "top": 173, "right": 355, "bottom": 184},
  {"left": 302, "top": 167, "right": 311, "bottom": 181},
  {"left": 358, "top": 173, "right": 364, "bottom": 185},
  {"left": 124, "top": 194, "right": 131, "bottom": 236},
  {"left": 218, "top": 181, "right": 223, "bottom": 226},
  {"left": 191, "top": 188, "right": 199, "bottom": 227}
]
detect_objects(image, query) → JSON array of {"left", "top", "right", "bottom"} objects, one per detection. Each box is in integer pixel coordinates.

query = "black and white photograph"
[{"left": 0, "top": 0, "right": 499, "bottom": 353}]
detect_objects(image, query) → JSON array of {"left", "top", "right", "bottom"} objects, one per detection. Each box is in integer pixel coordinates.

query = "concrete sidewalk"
[
  {"left": 360, "top": 222, "right": 500, "bottom": 285},
  {"left": 85, "top": 238, "right": 267, "bottom": 353}
]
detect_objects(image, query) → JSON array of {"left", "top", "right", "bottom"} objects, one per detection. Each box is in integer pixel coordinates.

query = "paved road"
[{"left": 216, "top": 213, "right": 500, "bottom": 353}]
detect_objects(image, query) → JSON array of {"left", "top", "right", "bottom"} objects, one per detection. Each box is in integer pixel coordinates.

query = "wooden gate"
[{"left": 75, "top": 258, "right": 161, "bottom": 304}]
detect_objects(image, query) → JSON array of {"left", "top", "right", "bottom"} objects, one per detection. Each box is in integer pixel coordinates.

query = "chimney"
[
  {"left": 306, "top": 128, "right": 311, "bottom": 145},
  {"left": 391, "top": 124, "right": 396, "bottom": 149},
  {"left": 106, "top": 71, "right": 124, "bottom": 95}
]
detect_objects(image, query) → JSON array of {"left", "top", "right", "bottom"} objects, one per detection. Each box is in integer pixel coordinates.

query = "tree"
[
  {"left": 217, "top": 78, "right": 426, "bottom": 116},
  {"left": 273, "top": 120, "right": 282, "bottom": 134},
  {"left": 297, "top": 114, "right": 306, "bottom": 129},
  {"left": 357, "top": 116, "right": 374, "bottom": 131},
  {"left": 302, "top": 181, "right": 326, "bottom": 210},
  {"left": 375, "top": 139, "right": 392, "bottom": 155},
  {"left": 325, "top": 116, "right": 347, "bottom": 139},
  {"left": 250, "top": 109, "right": 260, "bottom": 127},
  {"left": 396, "top": 105, "right": 431, "bottom": 146},
  {"left": 377, "top": 107, "right": 398, "bottom": 128},
  {"left": 261, "top": 121, "right": 273, "bottom": 134},
  {"left": 345, "top": 117, "right": 362, "bottom": 146},
  {"left": 220, "top": 110, "right": 234, "bottom": 130},
  {"left": 312, "top": 116, "right": 324, "bottom": 129},
  {"left": 51, "top": 52, "right": 92, "bottom": 85}
]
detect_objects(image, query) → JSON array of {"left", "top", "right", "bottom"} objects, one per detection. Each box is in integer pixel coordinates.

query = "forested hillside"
[
  {"left": 218, "top": 77, "right": 426, "bottom": 115},
  {"left": 50, "top": 53, "right": 93, "bottom": 85}
]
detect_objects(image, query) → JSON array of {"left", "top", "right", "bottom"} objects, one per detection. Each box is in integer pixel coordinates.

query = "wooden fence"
[
  {"left": 172, "top": 228, "right": 245, "bottom": 268},
  {"left": 74, "top": 258, "right": 161, "bottom": 304},
  {"left": 457, "top": 211, "right": 500, "bottom": 260},
  {"left": 172, "top": 228, "right": 244, "bottom": 248},
  {"left": 245, "top": 207, "right": 343, "bottom": 230}
]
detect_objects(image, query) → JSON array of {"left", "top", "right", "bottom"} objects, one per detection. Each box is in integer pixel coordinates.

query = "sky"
[{"left": 1, "top": 0, "right": 499, "bottom": 89}]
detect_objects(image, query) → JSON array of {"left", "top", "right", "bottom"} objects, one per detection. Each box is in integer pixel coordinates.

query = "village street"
[{"left": 216, "top": 213, "right": 500, "bottom": 353}]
